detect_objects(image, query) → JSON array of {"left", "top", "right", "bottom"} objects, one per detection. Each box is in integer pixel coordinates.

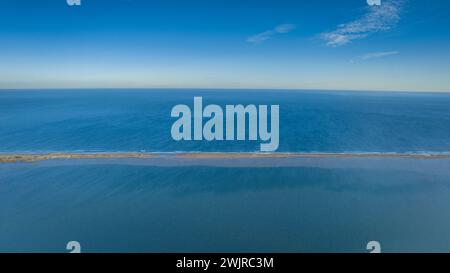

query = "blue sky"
[{"left": 0, "top": 0, "right": 450, "bottom": 91}]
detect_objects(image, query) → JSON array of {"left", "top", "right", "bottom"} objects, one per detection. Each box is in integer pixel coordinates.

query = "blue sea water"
[
  {"left": 1, "top": 89, "right": 450, "bottom": 153},
  {"left": 1, "top": 89, "right": 450, "bottom": 253}
]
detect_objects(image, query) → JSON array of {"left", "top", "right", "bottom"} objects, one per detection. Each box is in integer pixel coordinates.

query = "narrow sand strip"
[
  {"left": 0, "top": 153, "right": 153, "bottom": 163},
  {"left": 175, "top": 153, "right": 450, "bottom": 159},
  {"left": 1, "top": 152, "right": 450, "bottom": 163}
]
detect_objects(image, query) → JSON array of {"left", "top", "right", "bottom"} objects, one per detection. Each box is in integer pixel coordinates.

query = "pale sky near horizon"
[{"left": 0, "top": 0, "right": 450, "bottom": 92}]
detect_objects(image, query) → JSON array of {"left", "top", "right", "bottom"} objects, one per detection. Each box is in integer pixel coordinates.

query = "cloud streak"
[
  {"left": 320, "top": 0, "right": 404, "bottom": 47},
  {"left": 350, "top": 51, "right": 399, "bottom": 63},
  {"left": 360, "top": 51, "right": 399, "bottom": 60},
  {"left": 247, "top": 24, "right": 296, "bottom": 44}
]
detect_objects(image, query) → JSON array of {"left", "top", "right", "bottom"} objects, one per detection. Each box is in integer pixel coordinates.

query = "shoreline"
[
  {"left": 1, "top": 152, "right": 450, "bottom": 163},
  {"left": 0, "top": 153, "right": 154, "bottom": 163}
]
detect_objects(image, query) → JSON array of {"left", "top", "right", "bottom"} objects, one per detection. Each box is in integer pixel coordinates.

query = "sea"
[{"left": 1, "top": 89, "right": 450, "bottom": 252}]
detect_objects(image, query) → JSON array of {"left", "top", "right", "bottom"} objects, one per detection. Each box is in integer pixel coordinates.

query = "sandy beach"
[
  {"left": 0, "top": 153, "right": 154, "bottom": 163},
  {"left": 1, "top": 152, "right": 450, "bottom": 163},
  {"left": 175, "top": 152, "right": 450, "bottom": 159}
]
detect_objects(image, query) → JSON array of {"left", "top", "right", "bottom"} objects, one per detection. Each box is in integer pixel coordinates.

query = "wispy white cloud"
[
  {"left": 247, "top": 24, "right": 296, "bottom": 44},
  {"left": 350, "top": 51, "right": 399, "bottom": 63},
  {"left": 360, "top": 51, "right": 399, "bottom": 60},
  {"left": 320, "top": 0, "right": 404, "bottom": 47}
]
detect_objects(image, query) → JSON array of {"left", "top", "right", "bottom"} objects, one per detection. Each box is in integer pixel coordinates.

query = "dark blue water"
[
  {"left": 1, "top": 89, "right": 450, "bottom": 253},
  {"left": 1, "top": 89, "right": 450, "bottom": 153},
  {"left": 1, "top": 158, "right": 450, "bottom": 252}
]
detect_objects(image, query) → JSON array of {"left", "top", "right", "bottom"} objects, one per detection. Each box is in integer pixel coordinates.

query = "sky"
[{"left": 0, "top": 0, "right": 450, "bottom": 91}]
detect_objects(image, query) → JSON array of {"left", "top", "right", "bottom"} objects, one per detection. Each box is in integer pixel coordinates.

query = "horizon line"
[{"left": 0, "top": 87, "right": 449, "bottom": 94}]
